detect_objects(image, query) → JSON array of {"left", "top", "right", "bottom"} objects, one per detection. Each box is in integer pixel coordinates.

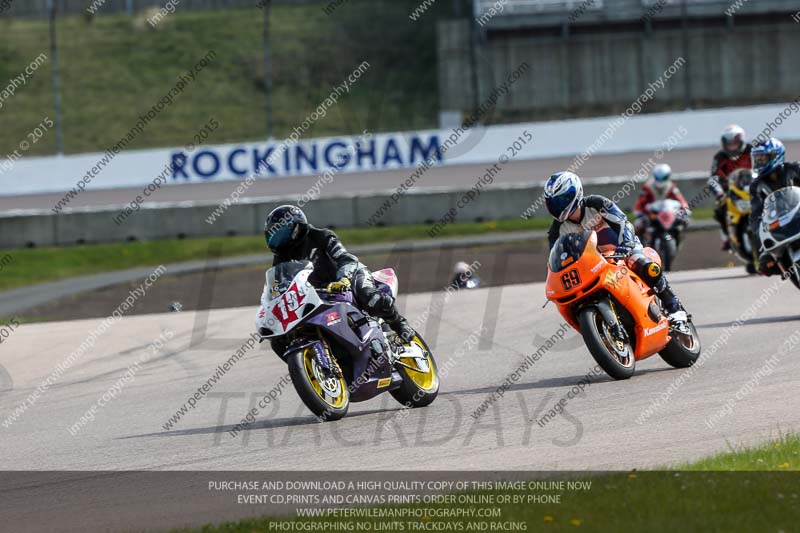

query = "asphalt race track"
[
  {"left": 1, "top": 267, "right": 799, "bottom": 530},
  {"left": 3, "top": 266, "right": 799, "bottom": 468},
  {"left": 6, "top": 141, "right": 800, "bottom": 212}
]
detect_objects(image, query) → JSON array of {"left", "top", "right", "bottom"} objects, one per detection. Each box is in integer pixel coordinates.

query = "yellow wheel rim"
[
  {"left": 398, "top": 335, "right": 438, "bottom": 391},
  {"left": 302, "top": 348, "right": 347, "bottom": 409}
]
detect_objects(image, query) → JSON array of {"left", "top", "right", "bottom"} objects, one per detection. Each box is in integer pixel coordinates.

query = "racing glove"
[
  {"left": 326, "top": 278, "right": 351, "bottom": 293},
  {"left": 614, "top": 245, "right": 633, "bottom": 257}
]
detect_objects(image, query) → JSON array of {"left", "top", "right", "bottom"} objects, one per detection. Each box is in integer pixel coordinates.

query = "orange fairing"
[{"left": 546, "top": 231, "right": 670, "bottom": 361}]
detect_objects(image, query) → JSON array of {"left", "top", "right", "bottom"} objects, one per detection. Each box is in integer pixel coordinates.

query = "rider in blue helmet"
[
  {"left": 749, "top": 138, "right": 800, "bottom": 275},
  {"left": 544, "top": 171, "right": 688, "bottom": 327}
]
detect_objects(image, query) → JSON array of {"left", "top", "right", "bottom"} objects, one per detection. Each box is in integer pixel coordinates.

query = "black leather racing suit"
[
  {"left": 547, "top": 195, "right": 680, "bottom": 311},
  {"left": 270, "top": 226, "right": 409, "bottom": 353}
]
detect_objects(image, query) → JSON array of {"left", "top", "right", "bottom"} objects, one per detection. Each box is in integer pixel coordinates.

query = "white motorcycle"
[
  {"left": 759, "top": 186, "right": 800, "bottom": 289},
  {"left": 256, "top": 261, "right": 439, "bottom": 421}
]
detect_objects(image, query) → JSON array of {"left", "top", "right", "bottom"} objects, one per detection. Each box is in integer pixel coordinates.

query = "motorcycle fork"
[
  {"left": 313, "top": 331, "right": 343, "bottom": 379},
  {"left": 597, "top": 298, "right": 628, "bottom": 346}
]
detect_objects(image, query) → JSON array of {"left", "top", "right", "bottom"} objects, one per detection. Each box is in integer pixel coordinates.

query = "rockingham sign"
[
  {"left": 2, "top": 102, "right": 800, "bottom": 197},
  {"left": 0, "top": 131, "right": 444, "bottom": 197},
  {"left": 169, "top": 133, "right": 441, "bottom": 183}
]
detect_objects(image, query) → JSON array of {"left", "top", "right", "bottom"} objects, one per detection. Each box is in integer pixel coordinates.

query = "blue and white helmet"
[
  {"left": 652, "top": 163, "right": 672, "bottom": 193},
  {"left": 752, "top": 137, "right": 785, "bottom": 178},
  {"left": 544, "top": 171, "right": 583, "bottom": 222},
  {"left": 653, "top": 163, "right": 671, "bottom": 183}
]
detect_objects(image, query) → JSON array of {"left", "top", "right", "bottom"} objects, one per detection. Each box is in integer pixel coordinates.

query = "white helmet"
[
  {"left": 652, "top": 163, "right": 672, "bottom": 193},
  {"left": 544, "top": 171, "right": 583, "bottom": 222},
  {"left": 721, "top": 124, "right": 746, "bottom": 156}
]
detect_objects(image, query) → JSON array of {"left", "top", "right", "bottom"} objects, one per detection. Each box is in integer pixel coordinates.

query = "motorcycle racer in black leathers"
[
  {"left": 749, "top": 138, "right": 800, "bottom": 276},
  {"left": 262, "top": 205, "right": 416, "bottom": 353}
]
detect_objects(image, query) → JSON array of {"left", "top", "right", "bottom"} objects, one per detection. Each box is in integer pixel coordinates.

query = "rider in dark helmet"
[
  {"left": 748, "top": 138, "right": 800, "bottom": 276},
  {"left": 544, "top": 171, "right": 688, "bottom": 327},
  {"left": 263, "top": 205, "right": 416, "bottom": 349}
]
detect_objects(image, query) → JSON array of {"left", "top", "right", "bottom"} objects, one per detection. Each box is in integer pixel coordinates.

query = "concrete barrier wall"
[
  {"left": 440, "top": 19, "right": 800, "bottom": 119},
  {"left": 0, "top": 174, "right": 712, "bottom": 249}
]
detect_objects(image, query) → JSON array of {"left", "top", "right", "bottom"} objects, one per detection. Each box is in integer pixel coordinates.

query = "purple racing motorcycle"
[{"left": 256, "top": 260, "right": 439, "bottom": 421}]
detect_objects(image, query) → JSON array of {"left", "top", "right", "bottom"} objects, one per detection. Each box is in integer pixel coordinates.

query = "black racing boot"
[
  {"left": 385, "top": 310, "right": 416, "bottom": 344},
  {"left": 655, "top": 278, "right": 688, "bottom": 331}
]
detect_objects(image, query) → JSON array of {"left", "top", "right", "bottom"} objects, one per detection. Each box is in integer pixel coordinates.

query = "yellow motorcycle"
[{"left": 725, "top": 169, "right": 757, "bottom": 273}]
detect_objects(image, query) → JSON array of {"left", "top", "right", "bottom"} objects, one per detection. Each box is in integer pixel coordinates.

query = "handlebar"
[{"left": 317, "top": 287, "right": 352, "bottom": 296}]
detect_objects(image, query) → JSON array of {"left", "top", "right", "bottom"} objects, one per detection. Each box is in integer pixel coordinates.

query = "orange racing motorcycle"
[{"left": 545, "top": 231, "right": 701, "bottom": 380}]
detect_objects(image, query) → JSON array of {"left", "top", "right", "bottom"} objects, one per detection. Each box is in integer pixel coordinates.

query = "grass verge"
[
  {"left": 0, "top": 217, "right": 551, "bottom": 291},
  {"left": 0, "top": 210, "right": 714, "bottom": 292}
]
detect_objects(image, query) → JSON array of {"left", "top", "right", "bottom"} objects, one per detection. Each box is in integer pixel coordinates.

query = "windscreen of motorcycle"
[
  {"left": 762, "top": 187, "right": 800, "bottom": 243},
  {"left": 266, "top": 260, "right": 313, "bottom": 301},
  {"left": 549, "top": 231, "right": 592, "bottom": 272},
  {"left": 650, "top": 199, "right": 682, "bottom": 213},
  {"left": 262, "top": 260, "right": 322, "bottom": 335}
]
